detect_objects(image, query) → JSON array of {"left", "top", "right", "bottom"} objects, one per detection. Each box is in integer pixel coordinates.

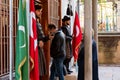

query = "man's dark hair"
[
  {"left": 48, "top": 24, "right": 56, "bottom": 30},
  {"left": 62, "top": 16, "right": 70, "bottom": 22},
  {"left": 35, "top": 5, "right": 42, "bottom": 10}
]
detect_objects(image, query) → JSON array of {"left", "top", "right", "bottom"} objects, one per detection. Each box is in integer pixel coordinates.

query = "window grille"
[{"left": 0, "top": 0, "right": 18, "bottom": 76}]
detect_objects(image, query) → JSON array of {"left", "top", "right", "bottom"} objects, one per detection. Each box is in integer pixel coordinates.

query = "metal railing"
[{"left": 0, "top": 0, "right": 18, "bottom": 77}]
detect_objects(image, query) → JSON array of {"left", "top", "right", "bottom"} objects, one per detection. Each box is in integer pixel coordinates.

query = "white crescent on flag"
[
  {"left": 30, "top": 12, "right": 36, "bottom": 38},
  {"left": 18, "top": 25, "right": 26, "bottom": 48},
  {"left": 19, "top": 25, "right": 25, "bottom": 33},
  {"left": 76, "top": 25, "right": 80, "bottom": 37},
  {"left": 30, "top": 11, "right": 37, "bottom": 50}
]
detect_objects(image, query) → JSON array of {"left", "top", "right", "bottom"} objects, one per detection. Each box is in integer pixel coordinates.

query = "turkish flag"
[
  {"left": 30, "top": 0, "right": 39, "bottom": 80},
  {"left": 72, "top": 11, "right": 82, "bottom": 62}
]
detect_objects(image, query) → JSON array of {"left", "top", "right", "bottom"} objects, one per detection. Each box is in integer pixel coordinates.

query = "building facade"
[
  {"left": 0, "top": 0, "right": 62, "bottom": 79},
  {"left": 0, "top": 0, "right": 120, "bottom": 79}
]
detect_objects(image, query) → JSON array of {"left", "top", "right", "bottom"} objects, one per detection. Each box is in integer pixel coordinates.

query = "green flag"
[{"left": 15, "top": 0, "right": 28, "bottom": 80}]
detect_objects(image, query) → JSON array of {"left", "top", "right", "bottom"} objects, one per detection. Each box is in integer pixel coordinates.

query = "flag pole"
[
  {"left": 9, "top": 0, "right": 13, "bottom": 80},
  {"left": 26, "top": 0, "right": 30, "bottom": 79},
  {"left": 77, "top": 0, "right": 80, "bottom": 17}
]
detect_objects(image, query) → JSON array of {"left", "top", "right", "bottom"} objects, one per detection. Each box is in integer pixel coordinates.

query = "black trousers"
[{"left": 63, "top": 58, "right": 71, "bottom": 71}]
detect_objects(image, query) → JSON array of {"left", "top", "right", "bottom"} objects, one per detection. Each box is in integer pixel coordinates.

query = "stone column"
[
  {"left": 92, "top": 0, "right": 98, "bottom": 58},
  {"left": 92, "top": 0, "right": 98, "bottom": 43},
  {"left": 84, "top": 0, "right": 92, "bottom": 80}
]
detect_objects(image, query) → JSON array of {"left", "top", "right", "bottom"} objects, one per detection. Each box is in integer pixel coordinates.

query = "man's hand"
[
  {"left": 48, "top": 32, "right": 55, "bottom": 40},
  {"left": 39, "top": 41, "right": 44, "bottom": 48}
]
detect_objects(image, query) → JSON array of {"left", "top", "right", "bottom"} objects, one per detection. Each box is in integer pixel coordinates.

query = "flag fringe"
[
  {"left": 18, "top": 57, "right": 27, "bottom": 80},
  {"left": 30, "top": 57, "right": 34, "bottom": 71}
]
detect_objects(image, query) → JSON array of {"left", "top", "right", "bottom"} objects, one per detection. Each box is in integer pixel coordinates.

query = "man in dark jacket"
[
  {"left": 61, "top": 16, "right": 73, "bottom": 74},
  {"left": 48, "top": 24, "right": 66, "bottom": 80}
]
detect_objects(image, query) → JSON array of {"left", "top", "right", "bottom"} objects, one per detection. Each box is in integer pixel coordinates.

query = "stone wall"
[{"left": 98, "top": 35, "right": 120, "bottom": 64}]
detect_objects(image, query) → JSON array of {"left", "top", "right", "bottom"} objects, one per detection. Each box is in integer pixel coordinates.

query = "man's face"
[
  {"left": 35, "top": 9, "right": 42, "bottom": 18},
  {"left": 65, "top": 20, "right": 70, "bottom": 25},
  {"left": 49, "top": 28, "right": 57, "bottom": 36}
]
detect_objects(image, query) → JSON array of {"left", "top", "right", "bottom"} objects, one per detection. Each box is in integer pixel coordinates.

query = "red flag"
[
  {"left": 72, "top": 11, "right": 82, "bottom": 62},
  {"left": 30, "top": 0, "right": 39, "bottom": 80}
]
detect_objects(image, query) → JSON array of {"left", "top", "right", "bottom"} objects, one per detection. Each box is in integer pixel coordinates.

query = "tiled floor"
[
  {"left": 1, "top": 65, "right": 120, "bottom": 80},
  {"left": 64, "top": 65, "right": 120, "bottom": 80},
  {"left": 99, "top": 66, "right": 120, "bottom": 80}
]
